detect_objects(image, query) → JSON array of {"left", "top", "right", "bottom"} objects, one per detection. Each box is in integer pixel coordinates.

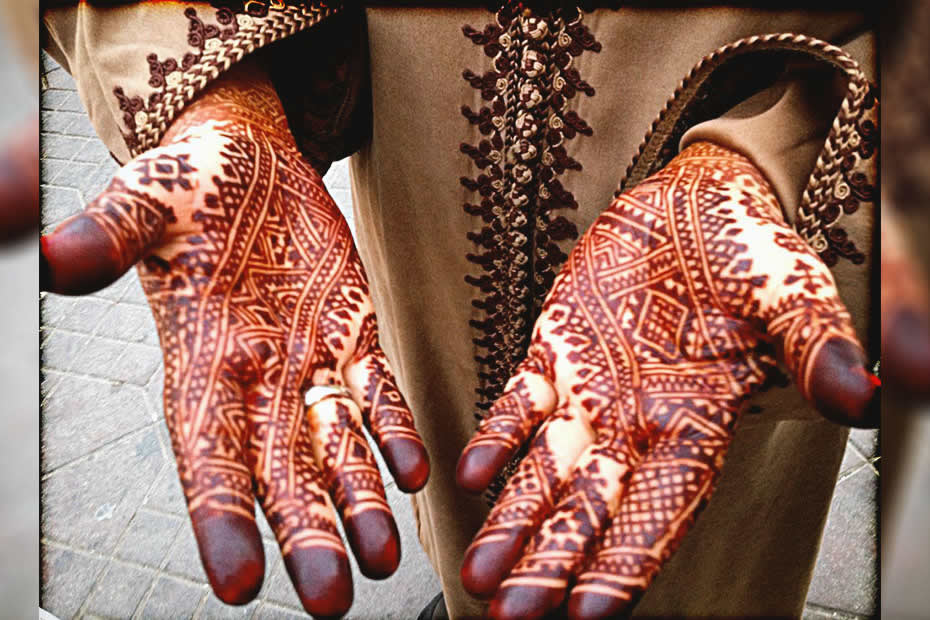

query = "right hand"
[
  {"left": 41, "top": 63, "right": 429, "bottom": 618},
  {"left": 456, "top": 142, "right": 878, "bottom": 619}
]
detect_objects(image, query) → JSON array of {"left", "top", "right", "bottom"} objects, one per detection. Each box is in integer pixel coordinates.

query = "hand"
[
  {"left": 456, "top": 142, "right": 878, "bottom": 620},
  {"left": 40, "top": 63, "right": 429, "bottom": 617}
]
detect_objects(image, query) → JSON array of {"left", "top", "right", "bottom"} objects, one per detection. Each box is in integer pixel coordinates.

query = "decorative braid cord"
[
  {"left": 620, "top": 32, "right": 878, "bottom": 268},
  {"left": 114, "top": 3, "right": 341, "bottom": 158}
]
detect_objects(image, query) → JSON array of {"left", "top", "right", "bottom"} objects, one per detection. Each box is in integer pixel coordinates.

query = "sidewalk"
[{"left": 39, "top": 51, "right": 876, "bottom": 620}]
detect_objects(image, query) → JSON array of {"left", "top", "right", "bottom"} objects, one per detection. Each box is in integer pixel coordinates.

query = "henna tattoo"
[
  {"left": 43, "top": 63, "right": 426, "bottom": 616},
  {"left": 41, "top": 177, "right": 178, "bottom": 295},
  {"left": 135, "top": 153, "right": 197, "bottom": 192},
  {"left": 458, "top": 142, "right": 876, "bottom": 619}
]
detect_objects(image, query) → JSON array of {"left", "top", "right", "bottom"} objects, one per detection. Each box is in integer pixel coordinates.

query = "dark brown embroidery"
[
  {"left": 795, "top": 81, "right": 877, "bottom": 267},
  {"left": 114, "top": 7, "right": 241, "bottom": 156},
  {"left": 112, "top": 3, "right": 339, "bottom": 159},
  {"left": 460, "top": 5, "right": 601, "bottom": 425}
]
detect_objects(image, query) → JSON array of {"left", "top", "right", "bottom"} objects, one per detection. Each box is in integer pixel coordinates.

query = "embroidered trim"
[
  {"left": 113, "top": 3, "right": 339, "bottom": 158},
  {"left": 796, "top": 79, "right": 876, "bottom": 266},
  {"left": 461, "top": 5, "right": 601, "bottom": 421},
  {"left": 618, "top": 33, "right": 878, "bottom": 268}
]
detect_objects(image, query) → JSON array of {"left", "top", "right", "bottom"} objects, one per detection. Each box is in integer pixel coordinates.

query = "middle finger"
[{"left": 305, "top": 392, "right": 401, "bottom": 579}]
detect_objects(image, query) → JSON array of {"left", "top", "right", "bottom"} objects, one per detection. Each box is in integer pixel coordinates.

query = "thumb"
[
  {"left": 755, "top": 234, "right": 878, "bottom": 427},
  {"left": 41, "top": 148, "right": 194, "bottom": 295}
]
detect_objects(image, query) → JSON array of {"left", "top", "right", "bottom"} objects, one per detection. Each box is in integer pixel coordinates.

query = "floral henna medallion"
[
  {"left": 45, "top": 67, "right": 426, "bottom": 616},
  {"left": 457, "top": 142, "right": 877, "bottom": 619}
]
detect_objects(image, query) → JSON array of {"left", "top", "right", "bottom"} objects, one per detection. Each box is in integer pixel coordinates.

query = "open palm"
[
  {"left": 41, "top": 66, "right": 428, "bottom": 618},
  {"left": 457, "top": 142, "right": 877, "bottom": 620}
]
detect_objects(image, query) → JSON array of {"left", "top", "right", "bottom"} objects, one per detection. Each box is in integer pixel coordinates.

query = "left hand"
[{"left": 456, "top": 142, "right": 878, "bottom": 620}]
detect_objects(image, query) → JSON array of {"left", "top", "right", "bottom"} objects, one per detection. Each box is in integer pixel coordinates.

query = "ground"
[{"left": 38, "top": 52, "right": 877, "bottom": 620}]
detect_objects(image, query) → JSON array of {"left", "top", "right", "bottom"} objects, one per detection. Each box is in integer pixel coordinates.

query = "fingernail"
[
  {"left": 489, "top": 585, "right": 565, "bottom": 620},
  {"left": 284, "top": 546, "right": 353, "bottom": 619},
  {"left": 344, "top": 509, "right": 401, "bottom": 580},
  {"left": 382, "top": 437, "right": 430, "bottom": 493},
  {"left": 191, "top": 511, "right": 265, "bottom": 605},
  {"left": 461, "top": 529, "right": 526, "bottom": 599},
  {"left": 567, "top": 591, "right": 629, "bottom": 620},
  {"left": 810, "top": 337, "right": 879, "bottom": 428},
  {"left": 456, "top": 443, "right": 513, "bottom": 494}
]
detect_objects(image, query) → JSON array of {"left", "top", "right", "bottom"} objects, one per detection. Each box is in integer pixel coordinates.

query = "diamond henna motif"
[{"left": 633, "top": 291, "right": 689, "bottom": 357}]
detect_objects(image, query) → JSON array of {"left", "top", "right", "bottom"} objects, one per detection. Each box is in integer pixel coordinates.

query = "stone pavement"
[{"left": 39, "top": 51, "right": 877, "bottom": 619}]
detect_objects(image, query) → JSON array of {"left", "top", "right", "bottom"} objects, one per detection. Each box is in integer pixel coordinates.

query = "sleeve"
[
  {"left": 41, "top": 1, "right": 361, "bottom": 168},
  {"left": 679, "top": 61, "right": 847, "bottom": 226}
]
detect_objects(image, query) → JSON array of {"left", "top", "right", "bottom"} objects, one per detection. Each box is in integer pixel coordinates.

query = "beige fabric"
[
  {"left": 43, "top": 4, "right": 204, "bottom": 163},
  {"left": 351, "top": 8, "right": 874, "bottom": 618},
  {"left": 42, "top": 2, "right": 343, "bottom": 164},
  {"left": 39, "top": 4, "right": 877, "bottom": 618}
]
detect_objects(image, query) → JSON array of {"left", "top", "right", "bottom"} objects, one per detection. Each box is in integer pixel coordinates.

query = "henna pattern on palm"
[
  {"left": 40, "top": 63, "right": 428, "bottom": 618},
  {"left": 457, "top": 142, "right": 878, "bottom": 620}
]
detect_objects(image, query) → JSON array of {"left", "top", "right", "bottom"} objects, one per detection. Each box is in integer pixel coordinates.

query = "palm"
[
  {"left": 41, "top": 70, "right": 428, "bottom": 618},
  {"left": 457, "top": 142, "right": 876, "bottom": 620}
]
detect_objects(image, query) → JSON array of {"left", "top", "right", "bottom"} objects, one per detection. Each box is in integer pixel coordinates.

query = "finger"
[
  {"left": 880, "top": 203, "right": 930, "bottom": 394},
  {"left": 344, "top": 333, "right": 429, "bottom": 493},
  {"left": 0, "top": 116, "right": 39, "bottom": 242},
  {"left": 171, "top": 407, "right": 265, "bottom": 605},
  {"left": 306, "top": 394, "right": 401, "bottom": 579},
  {"left": 763, "top": 261, "right": 878, "bottom": 426},
  {"left": 456, "top": 356, "right": 558, "bottom": 493},
  {"left": 740, "top": 226, "right": 879, "bottom": 426},
  {"left": 568, "top": 437, "right": 727, "bottom": 620},
  {"left": 488, "top": 436, "right": 636, "bottom": 620},
  {"left": 258, "top": 451, "right": 354, "bottom": 618},
  {"left": 461, "top": 405, "right": 592, "bottom": 600},
  {"left": 41, "top": 147, "right": 193, "bottom": 294}
]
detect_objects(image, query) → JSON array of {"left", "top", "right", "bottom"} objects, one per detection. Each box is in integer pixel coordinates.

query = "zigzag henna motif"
[{"left": 458, "top": 142, "right": 877, "bottom": 620}]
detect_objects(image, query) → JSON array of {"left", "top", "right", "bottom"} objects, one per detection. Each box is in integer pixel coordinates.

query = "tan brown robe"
[{"left": 42, "top": 3, "right": 877, "bottom": 617}]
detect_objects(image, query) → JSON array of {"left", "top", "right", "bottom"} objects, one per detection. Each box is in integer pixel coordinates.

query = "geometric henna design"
[
  {"left": 458, "top": 141, "right": 874, "bottom": 620},
  {"left": 84, "top": 178, "right": 178, "bottom": 278},
  {"left": 134, "top": 153, "right": 197, "bottom": 192},
  {"left": 618, "top": 33, "right": 878, "bottom": 269},
  {"left": 65, "top": 65, "right": 427, "bottom": 616}
]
